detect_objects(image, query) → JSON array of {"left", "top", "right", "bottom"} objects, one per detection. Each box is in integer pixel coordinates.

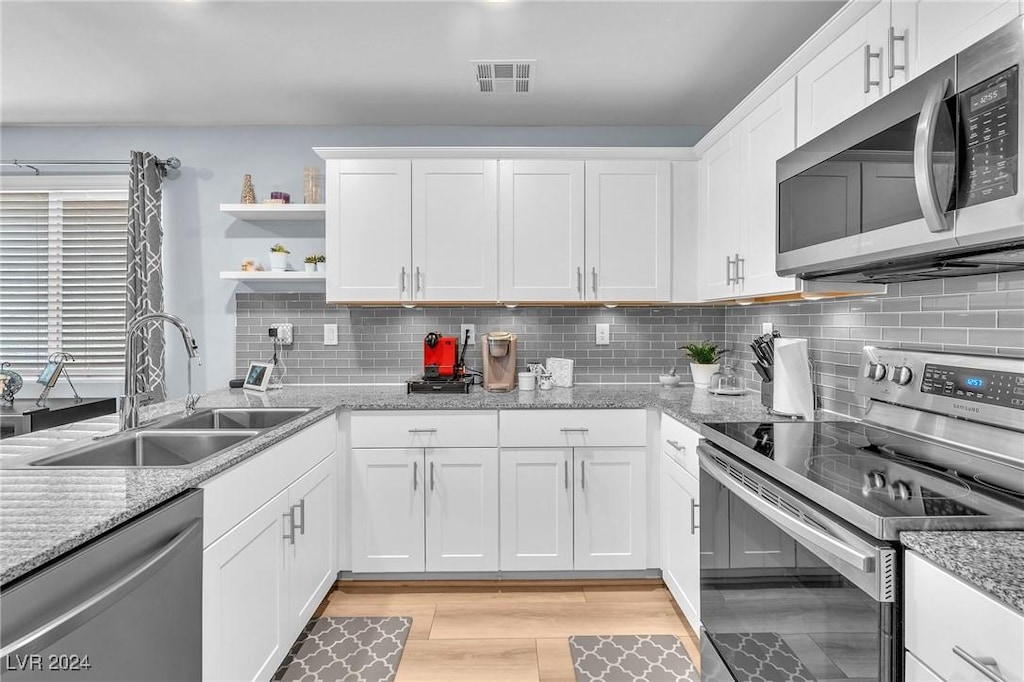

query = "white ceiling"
[{"left": 1, "top": 0, "right": 844, "bottom": 127}]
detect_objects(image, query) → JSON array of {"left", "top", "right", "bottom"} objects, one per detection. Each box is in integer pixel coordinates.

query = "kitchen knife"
[{"left": 751, "top": 360, "right": 771, "bottom": 382}]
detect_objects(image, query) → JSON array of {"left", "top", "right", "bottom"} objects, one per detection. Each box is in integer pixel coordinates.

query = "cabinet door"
[
  {"left": 904, "top": 0, "right": 1021, "bottom": 75},
  {"left": 326, "top": 159, "right": 411, "bottom": 302},
  {"left": 584, "top": 160, "right": 671, "bottom": 301},
  {"left": 727, "top": 492, "right": 797, "bottom": 569},
  {"left": 412, "top": 159, "right": 498, "bottom": 301},
  {"left": 425, "top": 448, "right": 499, "bottom": 572},
  {"left": 286, "top": 454, "right": 337, "bottom": 635},
  {"left": 350, "top": 448, "right": 424, "bottom": 573},
  {"left": 661, "top": 454, "right": 700, "bottom": 629},
  {"left": 498, "top": 160, "right": 585, "bottom": 302},
  {"left": 203, "top": 490, "right": 288, "bottom": 682},
  {"left": 699, "top": 476, "right": 731, "bottom": 570},
  {"left": 499, "top": 448, "right": 574, "bottom": 571},
  {"left": 740, "top": 79, "right": 799, "bottom": 298},
  {"left": 699, "top": 130, "right": 743, "bottom": 300},
  {"left": 574, "top": 447, "right": 647, "bottom": 571},
  {"left": 796, "top": 0, "right": 889, "bottom": 145}
]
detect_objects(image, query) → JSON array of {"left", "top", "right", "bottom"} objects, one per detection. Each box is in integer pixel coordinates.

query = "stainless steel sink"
[
  {"left": 29, "top": 430, "right": 258, "bottom": 468},
  {"left": 156, "top": 407, "right": 314, "bottom": 431}
]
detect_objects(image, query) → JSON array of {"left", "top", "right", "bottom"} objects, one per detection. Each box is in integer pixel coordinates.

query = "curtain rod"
[{"left": 0, "top": 157, "right": 181, "bottom": 176}]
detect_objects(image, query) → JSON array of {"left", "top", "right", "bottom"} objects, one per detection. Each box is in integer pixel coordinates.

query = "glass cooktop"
[{"left": 701, "top": 421, "right": 1024, "bottom": 539}]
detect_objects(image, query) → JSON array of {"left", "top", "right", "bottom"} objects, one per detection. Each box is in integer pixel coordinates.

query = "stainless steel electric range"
[{"left": 697, "top": 346, "right": 1024, "bottom": 682}]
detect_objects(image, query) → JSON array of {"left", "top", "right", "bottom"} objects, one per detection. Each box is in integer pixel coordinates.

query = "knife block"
[{"left": 760, "top": 380, "right": 773, "bottom": 410}]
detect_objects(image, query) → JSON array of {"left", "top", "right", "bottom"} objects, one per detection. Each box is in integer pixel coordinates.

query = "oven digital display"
[
  {"left": 970, "top": 81, "right": 1008, "bottom": 112},
  {"left": 921, "top": 363, "right": 1024, "bottom": 410},
  {"left": 964, "top": 377, "right": 985, "bottom": 388}
]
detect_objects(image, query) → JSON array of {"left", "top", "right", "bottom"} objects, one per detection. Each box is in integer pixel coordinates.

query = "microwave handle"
[{"left": 914, "top": 77, "right": 953, "bottom": 233}]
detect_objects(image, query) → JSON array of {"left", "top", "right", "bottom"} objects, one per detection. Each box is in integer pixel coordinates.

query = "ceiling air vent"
[{"left": 472, "top": 60, "right": 535, "bottom": 94}]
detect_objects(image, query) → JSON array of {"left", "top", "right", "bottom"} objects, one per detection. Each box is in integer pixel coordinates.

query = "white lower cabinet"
[
  {"left": 499, "top": 448, "right": 574, "bottom": 571},
  {"left": 350, "top": 447, "right": 499, "bottom": 573},
  {"left": 285, "top": 457, "right": 338, "bottom": 635},
  {"left": 660, "top": 452, "right": 700, "bottom": 628},
  {"left": 499, "top": 447, "right": 647, "bottom": 572}
]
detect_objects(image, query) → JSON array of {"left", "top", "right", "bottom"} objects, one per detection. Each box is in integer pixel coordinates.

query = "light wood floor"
[{"left": 320, "top": 580, "right": 700, "bottom": 682}]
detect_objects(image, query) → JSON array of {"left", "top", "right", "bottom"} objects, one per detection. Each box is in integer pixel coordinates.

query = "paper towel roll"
[{"left": 773, "top": 338, "right": 814, "bottom": 420}]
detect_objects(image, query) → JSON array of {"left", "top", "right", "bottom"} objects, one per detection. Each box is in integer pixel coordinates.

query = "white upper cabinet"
[
  {"left": 326, "top": 159, "right": 412, "bottom": 302},
  {"left": 498, "top": 160, "right": 586, "bottom": 302},
  {"left": 796, "top": 0, "right": 891, "bottom": 145},
  {"left": 584, "top": 161, "right": 671, "bottom": 301},
  {"left": 699, "top": 129, "right": 744, "bottom": 301},
  {"left": 412, "top": 160, "right": 498, "bottom": 301},
  {"left": 741, "top": 78, "right": 798, "bottom": 296},
  {"left": 903, "top": 0, "right": 1022, "bottom": 74}
]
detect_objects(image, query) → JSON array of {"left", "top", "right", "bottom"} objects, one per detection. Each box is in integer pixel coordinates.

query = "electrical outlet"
[
  {"left": 323, "top": 323, "right": 338, "bottom": 346},
  {"left": 595, "top": 323, "right": 610, "bottom": 346},
  {"left": 460, "top": 324, "right": 476, "bottom": 345},
  {"left": 761, "top": 322, "right": 775, "bottom": 335},
  {"left": 270, "top": 323, "right": 293, "bottom": 345}
]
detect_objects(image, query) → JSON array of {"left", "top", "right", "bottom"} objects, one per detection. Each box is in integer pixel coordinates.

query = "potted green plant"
[
  {"left": 315, "top": 253, "right": 326, "bottom": 273},
  {"left": 679, "top": 341, "right": 728, "bottom": 388},
  {"left": 269, "top": 243, "right": 290, "bottom": 272},
  {"left": 303, "top": 254, "right": 317, "bottom": 273}
]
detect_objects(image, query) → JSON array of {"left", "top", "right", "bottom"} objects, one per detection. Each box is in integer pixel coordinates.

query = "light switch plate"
[
  {"left": 460, "top": 323, "right": 476, "bottom": 345},
  {"left": 761, "top": 322, "right": 774, "bottom": 334},
  {"left": 596, "top": 323, "right": 610, "bottom": 346},
  {"left": 324, "top": 323, "right": 338, "bottom": 346}
]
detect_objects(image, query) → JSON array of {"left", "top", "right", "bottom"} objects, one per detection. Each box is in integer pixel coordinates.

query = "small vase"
[
  {"left": 315, "top": 262, "right": 325, "bottom": 272},
  {"left": 269, "top": 251, "right": 288, "bottom": 272},
  {"left": 690, "top": 363, "right": 720, "bottom": 388},
  {"left": 304, "top": 262, "right": 316, "bottom": 273},
  {"left": 241, "top": 174, "right": 256, "bottom": 204}
]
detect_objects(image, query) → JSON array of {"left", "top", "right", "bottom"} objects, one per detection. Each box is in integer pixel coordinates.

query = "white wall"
[{"left": 0, "top": 124, "right": 707, "bottom": 398}]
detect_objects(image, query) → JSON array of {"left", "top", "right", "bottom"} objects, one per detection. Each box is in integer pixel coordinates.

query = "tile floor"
[{"left": 319, "top": 581, "right": 700, "bottom": 682}]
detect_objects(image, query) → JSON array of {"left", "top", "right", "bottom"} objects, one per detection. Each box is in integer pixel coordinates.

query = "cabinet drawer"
[
  {"left": 906, "top": 651, "right": 943, "bottom": 682},
  {"left": 350, "top": 410, "right": 497, "bottom": 448},
  {"left": 499, "top": 409, "right": 646, "bottom": 447},
  {"left": 906, "top": 551, "right": 1024, "bottom": 682},
  {"left": 660, "top": 413, "right": 700, "bottom": 479}
]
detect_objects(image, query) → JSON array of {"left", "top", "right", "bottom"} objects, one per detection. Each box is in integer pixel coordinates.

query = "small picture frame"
[
  {"left": 36, "top": 360, "right": 63, "bottom": 389},
  {"left": 243, "top": 362, "right": 274, "bottom": 392}
]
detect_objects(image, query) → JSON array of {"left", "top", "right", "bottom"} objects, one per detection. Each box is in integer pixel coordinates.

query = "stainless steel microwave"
[{"left": 777, "top": 17, "right": 1024, "bottom": 283}]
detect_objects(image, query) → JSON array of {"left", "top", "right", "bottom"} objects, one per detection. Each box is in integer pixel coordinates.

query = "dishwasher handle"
[{"left": 0, "top": 519, "right": 202, "bottom": 659}]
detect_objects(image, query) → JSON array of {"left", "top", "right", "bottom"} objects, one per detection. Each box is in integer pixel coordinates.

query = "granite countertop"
[
  {"left": 0, "top": 383, "right": 778, "bottom": 585},
  {"left": 901, "top": 531, "right": 1024, "bottom": 613}
]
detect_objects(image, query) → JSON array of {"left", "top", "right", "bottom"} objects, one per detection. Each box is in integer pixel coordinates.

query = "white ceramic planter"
[
  {"left": 315, "top": 262, "right": 325, "bottom": 273},
  {"left": 304, "top": 262, "right": 316, "bottom": 273},
  {"left": 690, "top": 363, "right": 720, "bottom": 388},
  {"left": 269, "top": 251, "right": 288, "bottom": 272}
]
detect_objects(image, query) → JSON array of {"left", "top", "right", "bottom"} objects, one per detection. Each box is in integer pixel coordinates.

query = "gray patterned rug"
[
  {"left": 707, "top": 632, "right": 816, "bottom": 682},
  {"left": 274, "top": 616, "right": 411, "bottom": 682},
  {"left": 569, "top": 635, "right": 699, "bottom": 682}
]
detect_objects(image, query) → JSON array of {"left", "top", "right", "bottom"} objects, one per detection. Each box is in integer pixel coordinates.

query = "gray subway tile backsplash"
[{"left": 234, "top": 272, "right": 1023, "bottom": 416}]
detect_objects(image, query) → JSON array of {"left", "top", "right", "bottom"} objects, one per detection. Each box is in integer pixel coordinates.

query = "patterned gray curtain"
[{"left": 125, "top": 151, "right": 166, "bottom": 401}]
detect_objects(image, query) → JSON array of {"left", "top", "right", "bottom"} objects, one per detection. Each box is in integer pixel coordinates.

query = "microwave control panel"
[
  {"left": 959, "top": 65, "right": 1018, "bottom": 208},
  {"left": 920, "top": 363, "right": 1024, "bottom": 410}
]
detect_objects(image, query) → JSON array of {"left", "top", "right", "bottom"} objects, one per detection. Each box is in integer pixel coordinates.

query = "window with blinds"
[{"left": 0, "top": 182, "right": 130, "bottom": 378}]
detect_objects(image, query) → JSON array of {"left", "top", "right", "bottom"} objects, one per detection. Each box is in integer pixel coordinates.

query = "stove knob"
[
  {"left": 865, "top": 470, "right": 887, "bottom": 490},
  {"left": 890, "top": 481, "right": 913, "bottom": 502},
  {"left": 865, "top": 363, "right": 887, "bottom": 382},
  {"left": 893, "top": 366, "right": 914, "bottom": 386}
]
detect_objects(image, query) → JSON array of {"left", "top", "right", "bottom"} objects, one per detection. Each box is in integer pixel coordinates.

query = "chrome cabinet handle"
[
  {"left": 690, "top": 500, "right": 700, "bottom": 534},
  {"left": 283, "top": 511, "right": 296, "bottom": 545},
  {"left": 952, "top": 646, "right": 1007, "bottom": 682},
  {"left": 400, "top": 266, "right": 407, "bottom": 293},
  {"left": 560, "top": 427, "right": 590, "bottom": 433},
  {"left": 888, "top": 27, "right": 908, "bottom": 78},
  {"left": 666, "top": 439, "right": 685, "bottom": 451},
  {"left": 564, "top": 459, "right": 569, "bottom": 490},
  {"left": 408, "top": 428, "right": 438, "bottom": 433},
  {"left": 725, "top": 255, "right": 734, "bottom": 285},
  {"left": 576, "top": 266, "right": 583, "bottom": 296},
  {"left": 292, "top": 498, "right": 306, "bottom": 535},
  {"left": 580, "top": 460, "right": 586, "bottom": 489},
  {"left": 413, "top": 460, "right": 418, "bottom": 491},
  {"left": 415, "top": 266, "right": 422, "bottom": 293},
  {"left": 863, "top": 44, "right": 882, "bottom": 93},
  {"left": 734, "top": 253, "right": 745, "bottom": 284},
  {"left": 0, "top": 520, "right": 202, "bottom": 660},
  {"left": 914, "top": 77, "right": 954, "bottom": 233},
  {"left": 430, "top": 461, "right": 436, "bottom": 491},
  {"left": 591, "top": 267, "right": 598, "bottom": 296}
]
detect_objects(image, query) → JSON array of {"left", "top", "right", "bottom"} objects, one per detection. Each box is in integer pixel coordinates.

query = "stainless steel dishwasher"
[{"left": 1, "top": 489, "right": 203, "bottom": 681}]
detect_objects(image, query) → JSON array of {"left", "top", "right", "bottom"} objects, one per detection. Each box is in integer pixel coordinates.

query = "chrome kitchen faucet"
[{"left": 121, "top": 312, "right": 202, "bottom": 430}]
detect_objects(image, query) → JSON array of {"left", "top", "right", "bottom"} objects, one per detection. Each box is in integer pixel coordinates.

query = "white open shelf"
[
  {"left": 220, "top": 203, "right": 326, "bottom": 221},
  {"left": 220, "top": 271, "right": 326, "bottom": 281}
]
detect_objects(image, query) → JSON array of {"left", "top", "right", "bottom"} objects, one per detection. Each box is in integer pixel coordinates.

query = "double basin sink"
[{"left": 28, "top": 408, "right": 314, "bottom": 469}]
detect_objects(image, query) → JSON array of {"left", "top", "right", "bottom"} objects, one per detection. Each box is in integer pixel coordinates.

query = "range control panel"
[
  {"left": 959, "top": 65, "right": 1018, "bottom": 208},
  {"left": 921, "top": 363, "right": 1024, "bottom": 409}
]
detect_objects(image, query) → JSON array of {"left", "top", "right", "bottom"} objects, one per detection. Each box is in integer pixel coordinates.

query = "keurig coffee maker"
[{"left": 481, "top": 331, "right": 517, "bottom": 392}]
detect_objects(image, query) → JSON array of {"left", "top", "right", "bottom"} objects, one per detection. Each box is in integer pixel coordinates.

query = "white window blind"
[{"left": 0, "top": 181, "right": 130, "bottom": 378}]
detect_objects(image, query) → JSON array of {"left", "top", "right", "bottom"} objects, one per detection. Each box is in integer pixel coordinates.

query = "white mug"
[{"left": 518, "top": 372, "right": 536, "bottom": 391}]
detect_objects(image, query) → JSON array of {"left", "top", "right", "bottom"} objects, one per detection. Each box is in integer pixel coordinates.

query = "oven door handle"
[
  {"left": 699, "top": 449, "right": 873, "bottom": 573},
  {"left": 913, "top": 77, "right": 953, "bottom": 233}
]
